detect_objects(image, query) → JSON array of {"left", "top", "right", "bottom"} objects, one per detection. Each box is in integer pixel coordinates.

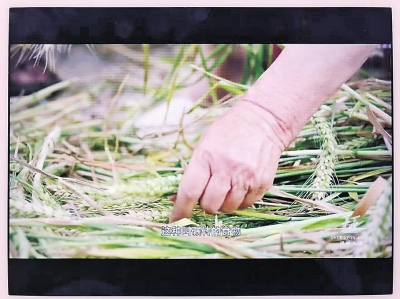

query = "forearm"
[{"left": 243, "top": 44, "right": 377, "bottom": 148}]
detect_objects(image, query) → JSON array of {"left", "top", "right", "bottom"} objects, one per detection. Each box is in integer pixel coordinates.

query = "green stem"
[
  {"left": 238, "top": 211, "right": 353, "bottom": 237},
  {"left": 281, "top": 149, "right": 390, "bottom": 157}
]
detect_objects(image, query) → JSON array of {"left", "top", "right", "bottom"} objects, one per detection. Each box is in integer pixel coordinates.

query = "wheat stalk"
[{"left": 42, "top": 163, "right": 69, "bottom": 176}]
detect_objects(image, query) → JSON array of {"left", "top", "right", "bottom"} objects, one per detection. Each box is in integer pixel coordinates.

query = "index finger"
[{"left": 169, "top": 159, "right": 210, "bottom": 223}]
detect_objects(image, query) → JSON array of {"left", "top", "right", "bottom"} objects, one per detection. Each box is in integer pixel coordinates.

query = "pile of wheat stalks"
[{"left": 9, "top": 45, "right": 392, "bottom": 258}]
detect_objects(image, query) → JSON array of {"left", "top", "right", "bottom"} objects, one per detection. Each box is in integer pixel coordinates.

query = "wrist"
[
  {"left": 242, "top": 44, "right": 377, "bottom": 146},
  {"left": 240, "top": 88, "right": 302, "bottom": 150}
]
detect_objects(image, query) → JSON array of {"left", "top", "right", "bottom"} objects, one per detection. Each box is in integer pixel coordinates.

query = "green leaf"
[
  {"left": 232, "top": 210, "right": 290, "bottom": 221},
  {"left": 302, "top": 218, "right": 345, "bottom": 230}
]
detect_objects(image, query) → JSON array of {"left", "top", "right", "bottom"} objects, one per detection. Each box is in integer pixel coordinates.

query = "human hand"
[
  {"left": 169, "top": 99, "right": 289, "bottom": 222},
  {"left": 169, "top": 45, "right": 377, "bottom": 222}
]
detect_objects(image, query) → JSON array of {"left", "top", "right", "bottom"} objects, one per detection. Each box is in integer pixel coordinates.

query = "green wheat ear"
[
  {"left": 338, "top": 136, "right": 378, "bottom": 150},
  {"left": 107, "top": 174, "right": 183, "bottom": 198},
  {"left": 309, "top": 114, "right": 338, "bottom": 200},
  {"left": 354, "top": 176, "right": 392, "bottom": 258},
  {"left": 9, "top": 188, "right": 71, "bottom": 219}
]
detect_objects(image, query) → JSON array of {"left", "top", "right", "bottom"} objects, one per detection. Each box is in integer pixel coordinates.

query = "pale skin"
[{"left": 170, "top": 44, "right": 377, "bottom": 223}]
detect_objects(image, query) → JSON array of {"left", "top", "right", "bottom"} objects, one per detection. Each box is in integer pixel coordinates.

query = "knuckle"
[
  {"left": 245, "top": 170, "right": 257, "bottom": 182},
  {"left": 244, "top": 164, "right": 261, "bottom": 179},
  {"left": 197, "top": 148, "right": 212, "bottom": 161}
]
